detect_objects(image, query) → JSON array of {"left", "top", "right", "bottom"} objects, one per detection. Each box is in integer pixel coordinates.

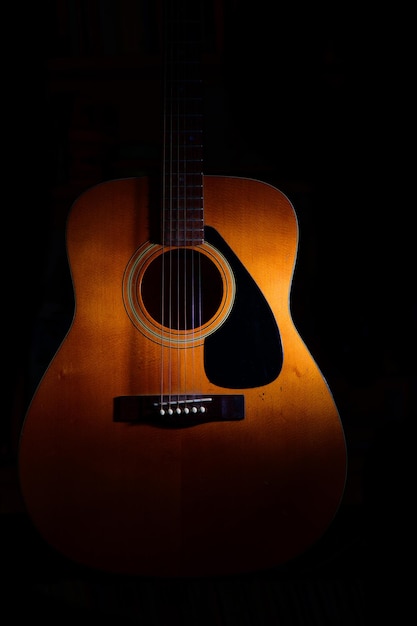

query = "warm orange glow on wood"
[{"left": 18, "top": 175, "right": 346, "bottom": 576}]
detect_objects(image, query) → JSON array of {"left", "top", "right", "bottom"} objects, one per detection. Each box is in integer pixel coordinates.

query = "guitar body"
[{"left": 18, "top": 174, "right": 346, "bottom": 576}]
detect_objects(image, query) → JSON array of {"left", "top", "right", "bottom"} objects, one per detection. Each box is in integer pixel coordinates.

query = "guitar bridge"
[{"left": 113, "top": 394, "right": 244, "bottom": 428}]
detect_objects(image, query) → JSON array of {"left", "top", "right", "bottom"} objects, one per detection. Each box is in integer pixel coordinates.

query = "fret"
[
  {"left": 167, "top": 124, "right": 203, "bottom": 132},
  {"left": 165, "top": 150, "right": 203, "bottom": 155},
  {"left": 163, "top": 200, "right": 203, "bottom": 205},
  {"left": 167, "top": 109, "right": 203, "bottom": 118},
  {"left": 167, "top": 113, "right": 202, "bottom": 118},
  {"left": 164, "top": 192, "right": 202, "bottom": 198},
  {"left": 165, "top": 164, "right": 203, "bottom": 174},
  {"left": 163, "top": 214, "right": 203, "bottom": 221},
  {"left": 169, "top": 173, "right": 202, "bottom": 182},
  {"left": 164, "top": 218, "right": 203, "bottom": 224},
  {"left": 164, "top": 137, "right": 203, "bottom": 145},
  {"left": 163, "top": 190, "right": 202, "bottom": 195},
  {"left": 165, "top": 182, "right": 202, "bottom": 189},
  {"left": 163, "top": 207, "right": 203, "bottom": 213},
  {"left": 165, "top": 142, "right": 202, "bottom": 148},
  {"left": 164, "top": 228, "right": 204, "bottom": 233},
  {"left": 164, "top": 236, "right": 205, "bottom": 247},
  {"left": 166, "top": 158, "right": 203, "bottom": 163}
]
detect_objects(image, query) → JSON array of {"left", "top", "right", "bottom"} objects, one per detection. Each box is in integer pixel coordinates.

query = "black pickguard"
[{"left": 204, "top": 226, "right": 283, "bottom": 388}]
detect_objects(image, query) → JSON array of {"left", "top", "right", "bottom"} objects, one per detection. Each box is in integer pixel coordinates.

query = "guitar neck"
[{"left": 162, "top": 0, "right": 204, "bottom": 246}]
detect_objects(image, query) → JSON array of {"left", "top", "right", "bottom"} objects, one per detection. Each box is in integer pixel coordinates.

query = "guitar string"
[
  {"left": 161, "top": 0, "right": 205, "bottom": 415},
  {"left": 183, "top": 1, "right": 197, "bottom": 413},
  {"left": 196, "top": 2, "right": 205, "bottom": 407},
  {"left": 177, "top": 1, "right": 183, "bottom": 413},
  {"left": 161, "top": 1, "right": 171, "bottom": 413},
  {"left": 178, "top": 0, "right": 190, "bottom": 415},
  {"left": 188, "top": 2, "right": 204, "bottom": 412},
  {"left": 174, "top": 0, "right": 184, "bottom": 415},
  {"left": 191, "top": 1, "right": 204, "bottom": 411},
  {"left": 177, "top": 16, "right": 183, "bottom": 411}
]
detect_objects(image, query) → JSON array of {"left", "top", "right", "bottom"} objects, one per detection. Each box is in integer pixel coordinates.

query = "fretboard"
[{"left": 162, "top": 0, "right": 204, "bottom": 246}]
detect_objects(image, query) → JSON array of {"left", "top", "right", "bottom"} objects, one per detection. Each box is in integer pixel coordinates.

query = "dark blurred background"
[{"left": 2, "top": 0, "right": 415, "bottom": 622}]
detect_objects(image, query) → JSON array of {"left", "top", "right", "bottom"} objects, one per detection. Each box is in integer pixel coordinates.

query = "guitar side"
[{"left": 18, "top": 174, "right": 347, "bottom": 576}]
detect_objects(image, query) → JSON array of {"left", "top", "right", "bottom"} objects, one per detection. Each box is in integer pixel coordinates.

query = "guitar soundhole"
[{"left": 141, "top": 250, "right": 223, "bottom": 330}]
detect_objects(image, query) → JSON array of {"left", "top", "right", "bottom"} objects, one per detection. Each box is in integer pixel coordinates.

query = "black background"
[{"left": 2, "top": 1, "right": 415, "bottom": 622}]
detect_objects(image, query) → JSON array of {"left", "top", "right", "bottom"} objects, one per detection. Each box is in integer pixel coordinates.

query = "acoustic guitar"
[{"left": 18, "top": 1, "right": 346, "bottom": 576}]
